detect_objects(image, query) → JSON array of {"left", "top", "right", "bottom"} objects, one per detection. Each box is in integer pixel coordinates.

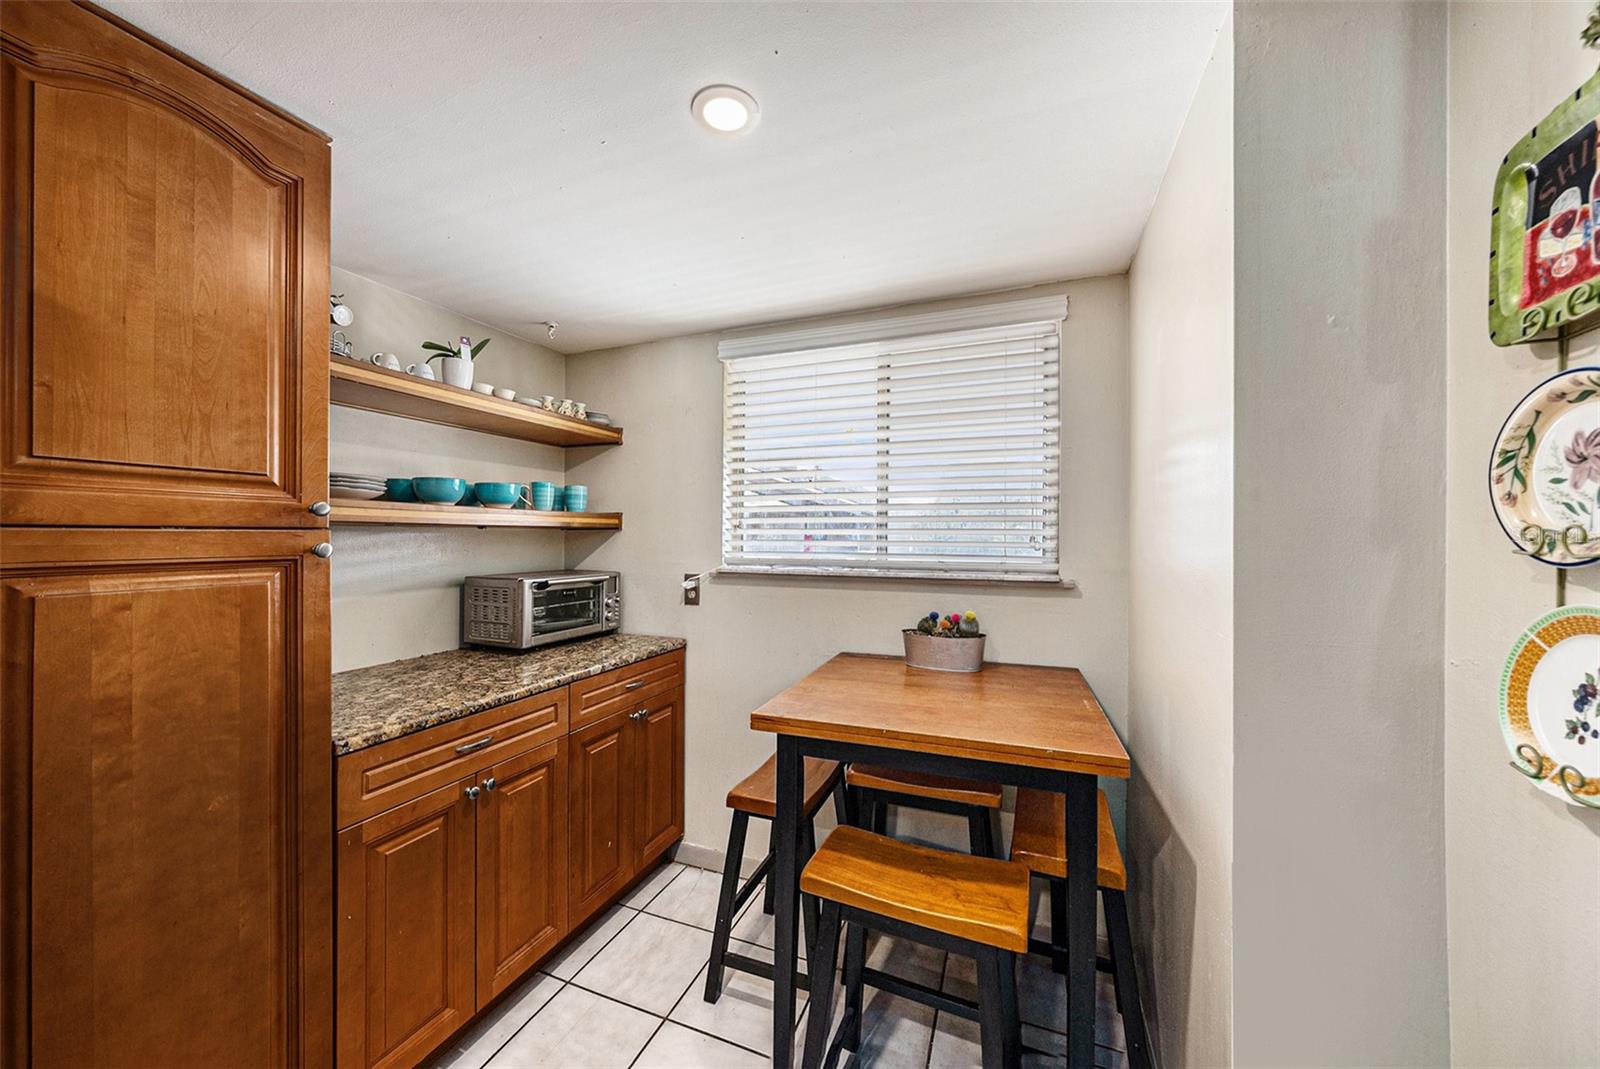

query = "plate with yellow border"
[{"left": 1500, "top": 605, "right": 1600, "bottom": 804}]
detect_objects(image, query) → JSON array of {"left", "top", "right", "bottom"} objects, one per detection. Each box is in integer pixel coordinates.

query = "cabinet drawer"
[
  {"left": 337, "top": 689, "right": 568, "bottom": 829},
  {"left": 569, "top": 650, "right": 685, "bottom": 731}
]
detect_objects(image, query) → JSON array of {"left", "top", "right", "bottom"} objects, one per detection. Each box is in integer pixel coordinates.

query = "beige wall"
[
  {"left": 1232, "top": 3, "right": 1451, "bottom": 1064},
  {"left": 1126, "top": 17, "right": 1233, "bottom": 1068},
  {"left": 328, "top": 267, "right": 569, "bottom": 670},
  {"left": 563, "top": 278, "right": 1131, "bottom": 863},
  {"left": 1445, "top": 5, "right": 1600, "bottom": 1065}
]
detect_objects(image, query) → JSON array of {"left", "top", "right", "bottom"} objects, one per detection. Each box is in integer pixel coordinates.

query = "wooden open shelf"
[
  {"left": 329, "top": 499, "right": 623, "bottom": 530},
  {"left": 329, "top": 360, "right": 623, "bottom": 447}
]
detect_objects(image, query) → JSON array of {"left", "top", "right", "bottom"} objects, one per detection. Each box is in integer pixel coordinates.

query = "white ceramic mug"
[
  {"left": 494, "top": 387, "right": 516, "bottom": 401},
  {"left": 369, "top": 352, "right": 402, "bottom": 371},
  {"left": 405, "top": 362, "right": 436, "bottom": 380}
]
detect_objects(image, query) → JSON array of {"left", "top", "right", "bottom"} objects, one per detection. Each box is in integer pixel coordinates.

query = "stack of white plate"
[
  {"left": 329, "top": 472, "right": 387, "bottom": 500},
  {"left": 586, "top": 412, "right": 613, "bottom": 426}
]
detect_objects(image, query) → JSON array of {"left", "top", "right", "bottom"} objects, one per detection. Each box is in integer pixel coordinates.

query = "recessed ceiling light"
[{"left": 692, "top": 84, "right": 759, "bottom": 134}]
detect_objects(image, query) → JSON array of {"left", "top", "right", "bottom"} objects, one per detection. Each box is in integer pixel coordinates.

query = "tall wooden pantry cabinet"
[{"left": 1, "top": 4, "right": 334, "bottom": 1066}]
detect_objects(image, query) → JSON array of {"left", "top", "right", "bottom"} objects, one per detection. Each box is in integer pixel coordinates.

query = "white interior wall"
[
  {"left": 328, "top": 267, "right": 568, "bottom": 671},
  {"left": 1445, "top": 5, "right": 1600, "bottom": 1064},
  {"left": 1231, "top": 3, "right": 1451, "bottom": 1064},
  {"left": 1126, "top": 16, "right": 1234, "bottom": 1068},
  {"left": 562, "top": 279, "right": 1132, "bottom": 863}
]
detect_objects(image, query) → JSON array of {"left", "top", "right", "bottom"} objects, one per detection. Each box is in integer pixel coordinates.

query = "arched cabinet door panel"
[{"left": 1, "top": 2, "right": 330, "bottom": 527}]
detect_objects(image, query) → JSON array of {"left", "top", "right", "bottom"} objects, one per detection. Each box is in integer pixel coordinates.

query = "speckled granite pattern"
[{"left": 332, "top": 633, "right": 685, "bottom": 754}]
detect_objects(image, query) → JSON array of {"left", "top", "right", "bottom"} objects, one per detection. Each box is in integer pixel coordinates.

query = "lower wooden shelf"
[{"left": 329, "top": 499, "right": 622, "bottom": 530}]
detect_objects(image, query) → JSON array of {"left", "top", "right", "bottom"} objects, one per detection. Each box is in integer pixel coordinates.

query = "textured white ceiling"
[{"left": 101, "top": 1, "right": 1227, "bottom": 353}]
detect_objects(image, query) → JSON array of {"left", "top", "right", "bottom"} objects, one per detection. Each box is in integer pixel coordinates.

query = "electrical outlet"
[{"left": 683, "top": 573, "right": 700, "bottom": 606}]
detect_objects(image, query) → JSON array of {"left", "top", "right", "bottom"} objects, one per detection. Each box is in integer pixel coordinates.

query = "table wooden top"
[{"left": 750, "top": 653, "right": 1129, "bottom": 777}]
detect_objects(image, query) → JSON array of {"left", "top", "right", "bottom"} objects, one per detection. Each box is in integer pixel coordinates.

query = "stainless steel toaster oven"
[{"left": 461, "top": 570, "right": 620, "bottom": 650}]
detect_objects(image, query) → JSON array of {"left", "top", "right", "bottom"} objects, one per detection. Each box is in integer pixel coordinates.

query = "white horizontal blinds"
[{"left": 722, "top": 317, "right": 1061, "bottom": 581}]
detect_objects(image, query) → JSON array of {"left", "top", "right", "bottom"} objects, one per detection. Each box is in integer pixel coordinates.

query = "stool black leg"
[
  {"left": 968, "top": 807, "right": 993, "bottom": 857},
  {"left": 976, "top": 947, "right": 1015, "bottom": 1069},
  {"left": 763, "top": 820, "right": 777, "bottom": 915},
  {"left": 998, "top": 949, "right": 1020, "bottom": 1069},
  {"left": 833, "top": 778, "right": 852, "bottom": 825},
  {"left": 870, "top": 796, "right": 888, "bottom": 835},
  {"left": 801, "top": 898, "right": 842, "bottom": 1069},
  {"left": 801, "top": 819, "right": 820, "bottom": 958},
  {"left": 841, "top": 921, "right": 866, "bottom": 1052},
  {"left": 1104, "top": 889, "right": 1154, "bottom": 1069},
  {"left": 1049, "top": 877, "right": 1068, "bottom": 976},
  {"left": 705, "top": 811, "right": 750, "bottom": 1003}
]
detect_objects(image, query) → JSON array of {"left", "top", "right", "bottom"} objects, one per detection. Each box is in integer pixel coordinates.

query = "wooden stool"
[
  {"left": 801, "top": 826, "right": 1027, "bottom": 1069},
  {"left": 844, "top": 764, "right": 1005, "bottom": 857},
  {"left": 1011, "top": 788, "right": 1154, "bottom": 1069},
  {"left": 704, "top": 754, "right": 843, "bottom": 1003}
]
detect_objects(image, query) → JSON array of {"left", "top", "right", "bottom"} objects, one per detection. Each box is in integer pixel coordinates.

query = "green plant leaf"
[
  {"left": 1552, "top": 476, "right": 1569, "bottom": 484},
  {"left": 420, "top": 341, "right": 456, "bottom": 353},
  {"left": 1575, "top": 390, "right": 1596, "bottom": 402},
  {"left": 470, "top": 337, "right": 491, "bottom": 358}
]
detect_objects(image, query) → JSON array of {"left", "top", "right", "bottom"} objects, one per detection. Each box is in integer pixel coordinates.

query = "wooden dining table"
[{"left": 751, "top": 652, "right": 1129, "bottom": 1069}]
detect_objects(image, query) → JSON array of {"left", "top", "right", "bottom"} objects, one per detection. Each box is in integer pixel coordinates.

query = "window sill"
[{"left": 715, "top": 564, "right": 1076, "bottom": 588}]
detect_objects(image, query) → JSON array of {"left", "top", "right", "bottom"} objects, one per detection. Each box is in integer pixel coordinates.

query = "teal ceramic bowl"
[
  {"left": 473, "top": 481, "right": 521, "bottom": 509},
  {"left": 412, "top": 477, "right": 467, "bottom": 504},
  {"left": 385, "top": 478, "right": 416, "bottom": 502}
]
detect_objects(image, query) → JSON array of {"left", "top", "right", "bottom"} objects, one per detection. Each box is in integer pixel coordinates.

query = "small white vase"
[{"left": 438, "top": 356, "right": 473, "bottom": 390}]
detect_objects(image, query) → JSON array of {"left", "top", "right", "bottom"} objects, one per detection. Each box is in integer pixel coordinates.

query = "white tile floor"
[{"left": 431, "top": 860, "right": 1130, "bottom": 1069}]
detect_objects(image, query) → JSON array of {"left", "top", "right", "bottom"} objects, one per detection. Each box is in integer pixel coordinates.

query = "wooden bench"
[
  {"left": 1010, "top": 788, "right": 1153, "bottom": 1069},
  {"left": 844, "top": 763, "right": 1004, "bottom": 857},
  {"left": 704, "top": 755, "right": 843, "bottom": 1003},
  {"left": 801, "top": 826, "right": 1027, "bottom": 1069}
]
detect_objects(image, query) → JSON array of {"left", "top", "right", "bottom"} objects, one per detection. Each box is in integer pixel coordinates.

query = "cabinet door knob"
[
  {"left": 309, "top": 501, "right": 331, "bottom": 517},
  {"left": 311, "top": 542, "right": 333, "bottom": 559},
  {"left": 482, "top": 777, "right": 497, "bottom": 792},
  {"left": 465, "top": 785, "right": 482, "bottom": 801},
  {"left": 630, "top": 708, "right": 649, "bottom": 721}
]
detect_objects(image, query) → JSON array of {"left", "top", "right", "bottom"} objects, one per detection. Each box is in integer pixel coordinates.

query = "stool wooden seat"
[
  {"left": 801, "top": 825, "right": 1029, "bottom": 951},
  {"left": 1011, "top": 788, "right": 1154, "bottom": 1069},
  {"left": 844, "top": 764, "right": 1004, "bottom": 857},
  {"left": 801, "top": 827, "right": 1025, "bottom": 1069},
  {"left": 1010, "top": 786, "right": 1125, "bottom": 888},
  {"left": 705, "top": 754, "right": 843, "bottom": 1004},
  {"left": 728, "top": 755, "right": 841, "bottom": 819},
  {"left": 844, "top": 765, "right": 1003, "bottom": 809}
]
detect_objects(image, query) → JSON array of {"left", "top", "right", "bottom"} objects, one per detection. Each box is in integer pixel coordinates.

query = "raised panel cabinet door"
[
  {"left": 337, "top": 777, "right": 476, "bottom": 1069},
  {"left": 0, "top": 528, "right": 332, "bottom": 1069},
  {"left": 567, "top": 710, "right": 633, "bottom": 928},
  {"left": 632, "top": 686, "right": 685, "bottom": 866},
  {"left": 475, "top": 737, "right": 569, "bottom": 1005},
  {"left": 0, "top": 2, "right": 331, "bottom": 527}
]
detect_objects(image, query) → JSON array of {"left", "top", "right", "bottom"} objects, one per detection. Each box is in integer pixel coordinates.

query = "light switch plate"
[{"left": 683, "top": 573, "right": 700, "bottom": 606}]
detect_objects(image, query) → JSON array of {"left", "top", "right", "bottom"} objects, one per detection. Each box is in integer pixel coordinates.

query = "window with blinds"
[{"left": 719, "top": 298, "right": 1063, "bottom": 582}]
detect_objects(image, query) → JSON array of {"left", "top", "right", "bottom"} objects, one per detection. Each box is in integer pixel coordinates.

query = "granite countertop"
[{"left": 332, "top": 633, "right": 686, "bottom": 755}]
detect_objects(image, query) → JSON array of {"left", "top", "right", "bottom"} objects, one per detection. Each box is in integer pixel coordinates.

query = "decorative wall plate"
[
  {"left": 1491, "top": 366, "right": 1600, "bottom": 565},
  {"left": 1501, "top": 606, "right": 1600, "bottom": 806},
  {"left": 1489, "top": 68, "right": 1600, "bottom": 345}
]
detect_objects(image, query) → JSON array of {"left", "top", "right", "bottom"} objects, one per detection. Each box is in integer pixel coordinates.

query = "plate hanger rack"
[{"left": 1510, "top": 322, "right": 1600, "bottom": 807}]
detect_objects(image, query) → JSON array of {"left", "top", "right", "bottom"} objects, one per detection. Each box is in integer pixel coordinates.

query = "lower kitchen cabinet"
[
  {"left": 334, "top": 649, "right": 684, "bottom": 1069},
  {"left": 337, "top": 778, "right": 477, "bottom": 1069},
  {"left": 476, "top": 739, "right": 568, "bottom": 1004},
  {"left": 567, "top": 710, "right": 635, "bottom": 925}
]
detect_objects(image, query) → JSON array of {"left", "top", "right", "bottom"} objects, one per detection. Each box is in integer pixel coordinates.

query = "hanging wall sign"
[{"left": 1490, "top": 69, "right": 1600, "bottom": 345}]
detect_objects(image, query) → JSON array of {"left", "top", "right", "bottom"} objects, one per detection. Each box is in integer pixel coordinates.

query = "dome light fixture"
[{"left": 691, "top": 84, "right": 759, "bottom": 135}]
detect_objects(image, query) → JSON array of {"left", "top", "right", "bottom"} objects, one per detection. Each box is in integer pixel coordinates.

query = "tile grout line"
[{"left": 476, "top": 905, "right": 643, "bottom": 1069}]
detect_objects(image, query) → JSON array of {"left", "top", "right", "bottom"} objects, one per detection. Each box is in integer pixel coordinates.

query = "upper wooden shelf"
[
  {"left": 329, "top": 499, "right": 622, "bottom": 530},
  {"left": 329, "top": 360, "right": 624, "bottom": 447}
]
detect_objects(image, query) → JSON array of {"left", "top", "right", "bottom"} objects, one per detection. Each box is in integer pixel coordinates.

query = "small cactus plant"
[{"left": 911, "top": 609, "right": 981, "bottom": 637}]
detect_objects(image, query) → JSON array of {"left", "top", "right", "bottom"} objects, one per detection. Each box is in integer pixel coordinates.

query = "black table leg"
[
  {"left": 771, "top": 735, "right": 803, "bottom": 1069},
  {"left": 1063, "top": 773, "right": 1097, "bottom": 1069}
]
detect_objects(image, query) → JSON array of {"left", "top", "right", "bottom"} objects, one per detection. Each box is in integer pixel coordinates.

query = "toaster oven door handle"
[{"left": 455, "top": 735, "right": 495, "bottom": 755}]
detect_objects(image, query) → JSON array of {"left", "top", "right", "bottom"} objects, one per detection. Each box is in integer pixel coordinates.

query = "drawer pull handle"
[
  {"left": 623, "top": 680, "right": 647, "bottom": 691},
  {"left": 630, "top": 708, "right": 650, "bottom": 721},
  {"left": 455, "top": 736, "right": 495, "bottom": 755},
  {"left": 483, "top": 777, "right": 498, "bottom": 792},
  {"left": 465, "top": 785, "right": 482, "bottom": 801}
]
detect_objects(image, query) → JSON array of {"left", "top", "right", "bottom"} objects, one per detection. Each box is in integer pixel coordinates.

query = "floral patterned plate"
[
  {"left": 1500, "top": 606, "right": 1600, "bottom": 806},
  {"left": 1490, "top": 366, "right": 1600, "bottom": 565}
]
